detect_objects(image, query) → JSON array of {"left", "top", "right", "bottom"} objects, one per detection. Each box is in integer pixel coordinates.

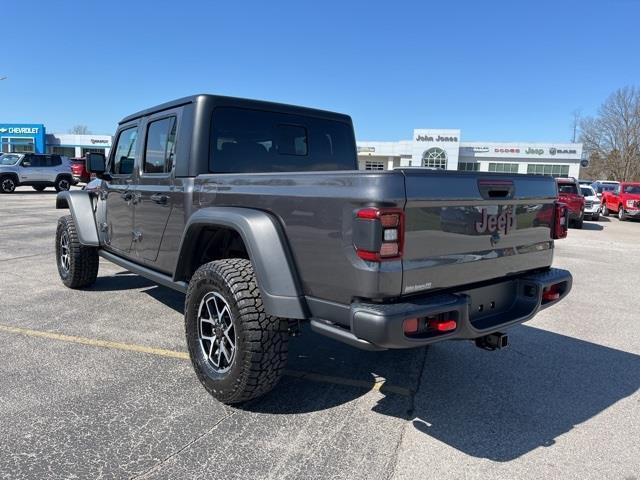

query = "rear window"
[
  {"left": 558, "top": 183, "right": 578, "bottom": 195},
  {"left": 210, "top": 107, "right": 356, "bottom": 173}
]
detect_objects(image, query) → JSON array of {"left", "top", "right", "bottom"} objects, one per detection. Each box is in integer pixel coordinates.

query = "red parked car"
[
  {"left": 601, "top": 182, "right": 640, "bottom": 221},
  {"left": 70, "top": 157, "right": 92, "bottom": 184},
  {"left": 556, "top": 177, "right": 585, "bottom": 229}
]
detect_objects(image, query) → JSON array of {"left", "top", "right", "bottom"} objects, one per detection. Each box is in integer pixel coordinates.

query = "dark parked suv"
[{"left": 55, "top": 94, "right": 572, "bottom": 404}]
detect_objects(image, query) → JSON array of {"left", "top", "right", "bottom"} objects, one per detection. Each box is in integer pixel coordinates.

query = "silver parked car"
[{"left": 0, "top": 153, "right": 74, "bottom": 193}]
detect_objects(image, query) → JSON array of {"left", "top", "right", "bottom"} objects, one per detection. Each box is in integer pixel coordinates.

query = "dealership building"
[
  {"left": 0, "top": 123, "right": 112, "bottom": 158},
  {"left": 357, "top": 129, "right": 584, "bottom": 178},
  {"left": 2, "top": 123, "right": 583, "bottom": 178}
]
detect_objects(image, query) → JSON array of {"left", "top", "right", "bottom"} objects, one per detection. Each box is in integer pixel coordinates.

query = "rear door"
[
  {"left": 133, "top": 112, "right": 179, "bottom": 265},
  {"left": 105, "top": 123, "right": 140, "bottom": 255},
  {"left": 401, "top": 170, "right": 558, "bottom": 295}
]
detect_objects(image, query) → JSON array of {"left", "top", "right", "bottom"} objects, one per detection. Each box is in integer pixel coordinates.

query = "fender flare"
[
  {"left": 56, "top": 190, "right": 100, "bottom": 246},
  {"left": 175, "top": 207, "right": 307, "bottom": 319}
]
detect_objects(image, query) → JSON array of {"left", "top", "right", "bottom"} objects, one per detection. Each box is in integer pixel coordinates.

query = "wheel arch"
[
  {"left": 56, "top": 190, "right": 100, "bottom": 246},
  {"left": 175, "top": 207, "right": 307, "bottom": 319},
  {"left": 0, "top": 172, "right": 19, "bottom": 183}
]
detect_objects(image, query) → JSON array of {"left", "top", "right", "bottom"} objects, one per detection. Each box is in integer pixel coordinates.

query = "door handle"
[{"left": 150, "top": 193, "right": 169, "bottom": 205}]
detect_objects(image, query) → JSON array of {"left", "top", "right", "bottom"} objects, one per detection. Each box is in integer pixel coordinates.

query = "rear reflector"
[
  {"left": 431, "top": 319, "right": 457, "bottom": 332},
  {"left": 542, "top": 285, "right": 561, "bottom": 302},
  {"left": 403, "top": 318, "right": 419, "bottom": 334}
]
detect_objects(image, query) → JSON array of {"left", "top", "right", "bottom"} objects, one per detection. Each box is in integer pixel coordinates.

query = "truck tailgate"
[{"left": 401, "top": 170, "right": 558, "bottom": 295}]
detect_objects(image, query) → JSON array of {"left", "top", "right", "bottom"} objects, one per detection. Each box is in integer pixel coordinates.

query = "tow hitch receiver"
[{"left": 475, "top": 332, "right": 509, "bottom": 351}]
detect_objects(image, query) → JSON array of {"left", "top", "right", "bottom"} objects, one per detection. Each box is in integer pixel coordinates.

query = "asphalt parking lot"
[{"left": 0, "top": 187, "right": 638, "bottom": 480}]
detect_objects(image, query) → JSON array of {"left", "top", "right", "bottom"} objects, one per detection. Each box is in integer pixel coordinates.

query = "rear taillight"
[
  {"left": 354, "top": 207, "right": 404, "bottom": 262},
  {"left": 552, "top": 202, "right": 568, "bottom": 239}
]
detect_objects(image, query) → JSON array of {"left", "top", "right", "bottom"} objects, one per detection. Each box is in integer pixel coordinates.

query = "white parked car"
[{"left": 580, "top": 185, "right": 600, "bottom": 221}]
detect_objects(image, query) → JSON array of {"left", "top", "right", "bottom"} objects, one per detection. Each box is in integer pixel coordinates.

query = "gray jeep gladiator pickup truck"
[{"left": 55, "top": 94, "right": 572, "bottom": 404}]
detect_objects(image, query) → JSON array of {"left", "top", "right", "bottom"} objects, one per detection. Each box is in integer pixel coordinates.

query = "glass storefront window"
[
  {"left": 1, "top": 137, "right": 35, "bottom": 153},
  {"left": 527, "top": 164, "right": 570, "bottom": 177},
  {"left": 488, "top": 162, "right": 519, "bottom": 173}
]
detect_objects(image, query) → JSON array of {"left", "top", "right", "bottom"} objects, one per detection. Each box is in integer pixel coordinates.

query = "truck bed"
[{"left": 195, "top": 169, "right": 558, "bottom": 309}]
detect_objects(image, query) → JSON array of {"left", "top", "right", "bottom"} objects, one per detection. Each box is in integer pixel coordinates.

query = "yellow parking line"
[
  {"left": 0, "top": 324, "right": 411, "bottom": 397},
  {"left": 0, "top": 324, "right": 190, "bottom": 360}
]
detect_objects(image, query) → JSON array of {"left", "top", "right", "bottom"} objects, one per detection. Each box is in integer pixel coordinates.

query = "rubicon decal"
[{"left": 475, "top": 208, "right": 516, "bottom": 235}]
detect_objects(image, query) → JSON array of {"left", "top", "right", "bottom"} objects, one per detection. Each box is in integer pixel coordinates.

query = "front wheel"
[
  {"left": 185, "top": 258, "right": 289, "bottom": 404},
  {"left": 602, "top": 203, "right": 609, "bottom": 216},
  {"left": 618, "top": 207, "right": 626, "bottom": 221},
  {"left": 0, "top": 176, "right": 17, "bottom": 193},
  {"left": 55, "top": 176, "right": 71, "bottom": 192},
  {"left": 56, "top": 215, "right": 99, "bottom": 288}
]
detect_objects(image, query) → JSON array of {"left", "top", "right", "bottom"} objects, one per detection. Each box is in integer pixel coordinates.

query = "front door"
[
  {"left": 105, "top": 124, "right": 140, "bottom": 255},
  {"left": 134, "top": 114, "right": 178, "bottom": 264}
]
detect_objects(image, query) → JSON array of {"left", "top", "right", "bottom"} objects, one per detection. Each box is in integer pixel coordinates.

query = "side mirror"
[{"left": 86, "top": 152, "right": 106, "bottom": 175}]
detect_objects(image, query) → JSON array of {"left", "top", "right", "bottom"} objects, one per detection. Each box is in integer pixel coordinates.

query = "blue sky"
[{"left": 1, "top": 0, "right": 638, "bottom": 142}]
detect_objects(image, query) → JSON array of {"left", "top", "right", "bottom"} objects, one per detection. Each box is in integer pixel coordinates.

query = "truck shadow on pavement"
[
  {"left": 397, "top": 325, "right": 640, "bottom": 461},
  {"left": 101, "top": 276, "right": 639, "bottom": 462}
]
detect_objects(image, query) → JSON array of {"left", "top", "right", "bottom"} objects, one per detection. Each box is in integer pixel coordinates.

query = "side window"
[
  {"left": 144, "top": 117, "right": 177, "bottom": 174},
  {"left": 32, "top": 156, "right": 45, "bottom": 167},
  {"left": 111, "top": 127, "right": 139, "bottom": 175},
  {"left": 51, "top": 155, "right": 62, "bottom": 166},
  {"left": 21, "top": 155, "right": 34, "bottom": 167}
]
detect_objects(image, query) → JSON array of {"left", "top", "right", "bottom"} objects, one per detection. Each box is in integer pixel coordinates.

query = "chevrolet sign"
[{"left": 0, "top": 127, "right": 39, "bottom": 134}]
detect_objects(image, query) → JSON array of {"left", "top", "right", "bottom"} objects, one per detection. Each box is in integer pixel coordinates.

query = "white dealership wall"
[
  {"left": 46, "top": 133, "right": 112, "bottom": 157},
  {"left": 357, "top": 128, "right": 583, "bottom": 178}
]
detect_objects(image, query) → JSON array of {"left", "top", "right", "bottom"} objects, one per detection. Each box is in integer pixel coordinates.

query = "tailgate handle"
[{"left": 478, "top": 179, "right": 515, "bottom": 200}]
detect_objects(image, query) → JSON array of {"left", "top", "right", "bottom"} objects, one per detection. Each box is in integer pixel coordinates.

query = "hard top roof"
[{"left": 119, "top": 94, "right": 352, "bottom": 125}]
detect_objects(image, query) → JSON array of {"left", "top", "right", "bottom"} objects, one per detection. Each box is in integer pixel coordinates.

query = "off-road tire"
[
  {"left": 32, "top": 185, "right": 46, "bottom": 192},
  {"left": 574, "top": 217, "right": 584, "bottom": 229},
  {"left": 185, "top": 258, "right": 289, "bottom": 404},
  {"left": 602, "top": 204, "right": 609, "bottom": 216},
  {"left": 55, "top": 176, "right": 72, "bottom": 192},
  {"left": 0, "top": 176, "right": 17, "bottom": 193},
  {"left": 56, "top": 215, "right": 99, "bottom": 288}
]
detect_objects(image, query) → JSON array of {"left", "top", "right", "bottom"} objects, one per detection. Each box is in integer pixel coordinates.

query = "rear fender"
[
  {"left": 56, "top": 190, "right": 99, "bottom": 246},
  {"left": 175, "top": 207, "right": 307, "bottom": 319}
]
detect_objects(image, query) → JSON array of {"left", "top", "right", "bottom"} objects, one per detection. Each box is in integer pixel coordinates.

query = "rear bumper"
[{"left": 311, "top": 268, "right": 572, "bottom": 350}]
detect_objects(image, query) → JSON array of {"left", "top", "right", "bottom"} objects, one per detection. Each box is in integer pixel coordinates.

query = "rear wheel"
[
  {"left": 56, "top": 215, "right": 99, "bottom": 288},
  {"left": 602, "top": 203, "right": 609, "bottom": 216},
  {"left": 185, "top": 258, "right": 289, "bottom": 404},
  {"left": 32, "top": 185, "right": 46, "bottom": 192},
  {"left": 55, "top": 176, "right": 71, "bottom": 192},
  {"left": 0, "top": 176, "right": 17, "bottom": 193}
]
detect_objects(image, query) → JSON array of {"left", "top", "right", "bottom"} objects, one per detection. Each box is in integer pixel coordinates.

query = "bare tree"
[
  {"left": 69, "top": 125, "right": 91, "bottom": 135},
  {"left": 580, "top": 86, "right": 640, "bottom": 181}
]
